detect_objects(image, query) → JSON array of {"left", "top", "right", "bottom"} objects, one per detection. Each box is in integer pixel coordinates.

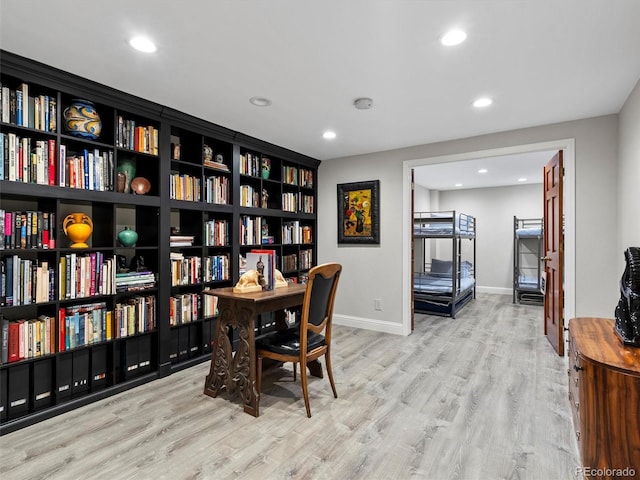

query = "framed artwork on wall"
[{"left": 337, "top": 180, "right": 380, "bottom": 244}]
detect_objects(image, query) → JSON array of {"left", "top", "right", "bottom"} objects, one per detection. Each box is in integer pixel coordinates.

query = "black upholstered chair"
[{"left": 256, "top": 262, "right": 342, "bottom": 417}]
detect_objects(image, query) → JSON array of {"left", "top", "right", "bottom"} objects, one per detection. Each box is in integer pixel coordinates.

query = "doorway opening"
[{"left": 402, "top": 139, "right": 575, "bottom": 340}]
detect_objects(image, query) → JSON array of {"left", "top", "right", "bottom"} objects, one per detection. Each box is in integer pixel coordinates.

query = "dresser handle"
[{"left": 573, "top": 365, "right": 583, "bottom": 372}]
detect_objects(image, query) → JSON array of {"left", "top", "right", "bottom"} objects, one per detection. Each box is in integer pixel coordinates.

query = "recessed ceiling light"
[
  {"left": 128, "top": 36, "right": 157, "bottom": 53},
  {"left": 518, "top": 177, "right": 527, "bottom": 182},
  {"left": 249, "top": 97, "right": 272, "bottom": 107},
  {"left": 473, "top": 97, "right": 493, "bottom": 108},
  {"left": 323, "top": 131, "right": 336, "bottom": 140},
  {"left": 478, "top": 168, "right": 488, "bottom": 174},
  {"left": 441, "top": 29, "right": 467, "bottom": 46},
  {"left": 455, "top": 183, "right": 463, "bottom": 187}
]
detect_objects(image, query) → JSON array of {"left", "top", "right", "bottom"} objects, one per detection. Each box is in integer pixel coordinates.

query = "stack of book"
[
  {"left": 203, "top": 158, "right": 229, "bottom": 171},
  {"left": 115, "top": 271, "right": 155, "bottom": 292},
  {"left": 170, "top": 235, "right": 194, "bottom": 247}
]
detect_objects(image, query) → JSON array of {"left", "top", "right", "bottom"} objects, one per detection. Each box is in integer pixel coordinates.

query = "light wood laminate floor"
[{"left": 0, "top": 294, "right": 580, "bottom": 479}]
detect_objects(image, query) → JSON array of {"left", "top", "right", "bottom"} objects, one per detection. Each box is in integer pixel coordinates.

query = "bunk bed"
[
  {"left": 513, "top": 216, "right": 544, "bottom": 304},
  {"left": 413, "top": 211, "right": 476, "bottom": 318}
]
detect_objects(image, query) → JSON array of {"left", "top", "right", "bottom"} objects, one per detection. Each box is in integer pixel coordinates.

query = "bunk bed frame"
[
  {"left": 413, "top": 210, "right": 476, "bottom": 318},
  {"left": 513, "top": 216, "right": 544, "bottom": 304}
]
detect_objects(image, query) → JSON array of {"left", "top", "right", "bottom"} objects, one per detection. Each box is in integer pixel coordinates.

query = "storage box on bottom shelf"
[
  {"left": 0, "top": 369, "right": 7, "bottom": 421},
  {"left": 32, "top": 358, "right": 54, "bottom": 411},
  {"left": 91, "top": 344, "right": 110, "bottom": 390},
  {"left": 202, "top": 318, "right": 217, "bottom": 355},
  {"left": 7, "top": 363, "right": 29, "bottom": 420},
  {"left": 118, "top": 335, "right": 153, "bottom": 380},
  {"left": 169, "top": 324, "right": 203, "bottom": 364},
  {"left": 72, "top": 349, "right": 90, "bottom": 396}
]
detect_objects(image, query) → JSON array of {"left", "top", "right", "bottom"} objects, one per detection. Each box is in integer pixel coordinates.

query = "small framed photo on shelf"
[{"left": 337, "top": 180, "right": 380, "bottom": 244}]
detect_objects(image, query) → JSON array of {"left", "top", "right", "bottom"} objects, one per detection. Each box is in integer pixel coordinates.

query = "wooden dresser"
[{"left": 568, "top": 318, "right": 640, "bottom": 479}]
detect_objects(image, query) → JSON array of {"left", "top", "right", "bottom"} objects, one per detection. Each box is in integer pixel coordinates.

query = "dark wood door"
[{"left": 543, "top": 151, "right": 564, "bottom": 355}]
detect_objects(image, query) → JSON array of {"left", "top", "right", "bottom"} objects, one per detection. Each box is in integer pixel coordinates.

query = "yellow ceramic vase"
[{"left": 63, "top": 213, "right": 93, "bottom": 248}]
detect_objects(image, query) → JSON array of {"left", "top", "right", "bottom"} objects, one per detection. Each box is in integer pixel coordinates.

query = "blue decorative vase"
[
  {"left": 64, "top": 99, "right": 102, "bottom": 140},
  {"left": 118, "top": 226, "right": 138, "bottom": 247}
]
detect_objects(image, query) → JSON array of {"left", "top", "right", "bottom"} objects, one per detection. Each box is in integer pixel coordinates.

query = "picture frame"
[{"left": 337, "top": 180, "right": 380, "bottom": 244}]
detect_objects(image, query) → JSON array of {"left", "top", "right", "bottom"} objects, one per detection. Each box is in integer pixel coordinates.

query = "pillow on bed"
[
  {"left": 461, "top": 261, "right": 473, "bottom": 277},
  {"left": 431, "top": 258, "right": 453, "bottom": 274}
]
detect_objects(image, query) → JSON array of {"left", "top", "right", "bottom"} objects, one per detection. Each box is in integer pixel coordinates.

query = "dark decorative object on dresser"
[{"left": 614, "top": 246, "right": 640, "bottom": 346}]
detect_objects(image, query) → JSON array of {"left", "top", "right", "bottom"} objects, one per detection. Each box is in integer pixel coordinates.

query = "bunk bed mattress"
[
  {"left": 515, "top": 227, "right": 542, "bottom": 237},
  {"left": 516, "top": 275, "right": 542, "bottom": 290},
  {"left": 413, "top": 213, "right": 475, "bottom": 237},
  {"left": 414, "top": 273, "right": 475, "bottom": 294}
]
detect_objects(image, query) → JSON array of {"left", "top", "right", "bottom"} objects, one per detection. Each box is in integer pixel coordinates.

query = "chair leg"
[
  {"left": 325, "top": 351, "right": 338, "bottom": 398},
  {"left": 293, "top": 362, "right": 297, "bottom": 382},
  {"left": 300, "top": 360, "right": 312, "bottom": 417}
]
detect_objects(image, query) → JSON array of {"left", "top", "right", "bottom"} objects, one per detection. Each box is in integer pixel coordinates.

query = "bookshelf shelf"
[{"left": 0, "top": 50, "right": 319, "bottom": 434}]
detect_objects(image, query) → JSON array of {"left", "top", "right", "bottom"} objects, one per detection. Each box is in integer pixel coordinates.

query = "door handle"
[{"left": 541, "top": 256, "right": 551, "bottom": 262}]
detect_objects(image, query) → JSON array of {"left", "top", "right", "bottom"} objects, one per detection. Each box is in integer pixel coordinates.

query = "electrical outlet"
[{"left": 374, "top": 298, "right": 383, "bottom": 311}]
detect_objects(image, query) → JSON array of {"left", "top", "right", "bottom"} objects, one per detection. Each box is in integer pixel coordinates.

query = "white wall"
[
  {"left": 618, "top": 79, "right": 640, "bottom": 254},
  {"left": 318, "top": 114, "right": 619, "bottom": 333},
  {"left": 438, "top": 184, "right": 542, "bottom": 293}
]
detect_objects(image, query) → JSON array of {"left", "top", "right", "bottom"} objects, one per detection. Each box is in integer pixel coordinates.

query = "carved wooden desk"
[{"left": 202, "top": 284, "right": 306, "bottom": 416}]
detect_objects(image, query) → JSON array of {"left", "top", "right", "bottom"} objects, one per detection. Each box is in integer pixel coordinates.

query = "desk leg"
[{"left": 203, "top": 299, "right": 260, "bottom": 417}]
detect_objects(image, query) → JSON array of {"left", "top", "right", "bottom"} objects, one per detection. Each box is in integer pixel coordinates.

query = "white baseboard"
[
  {"left": 333, "top": 314, "right": 404, "bottom": 335},
  {"left": 476, "top": 286, "right": 512, "bottom": 295},
  {"left": 335, "top": 288, "right": 512, "bottom": 334}
]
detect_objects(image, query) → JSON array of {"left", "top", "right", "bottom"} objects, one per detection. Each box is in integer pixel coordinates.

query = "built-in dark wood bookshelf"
[{"left": 0, "top": 51, "right": 320, "bottom": 434}]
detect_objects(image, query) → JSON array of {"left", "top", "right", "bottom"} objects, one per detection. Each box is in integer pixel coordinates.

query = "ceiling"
[
  {"left": 413, "top": 149, "right": 555, "bottom": 191},
  {"left": 1, "top": 1, "right": 639, "bottom": 163}
]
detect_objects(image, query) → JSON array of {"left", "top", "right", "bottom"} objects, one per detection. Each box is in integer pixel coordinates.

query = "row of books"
[
  {"left": 240, "top": 215, "right": 262, "bottom": 246},
  {"left": 170, "top": 253, "right": 230, "bottom": 286},
  {"left": 115, "top": 271, "right": 156, "bottom": 292},
  {"left": 1, "top": 210, "right": 55, "bottom": 250},
  {"left": 282, "top": 253, "right": 298, "bottom": 273},
  {"left": 299, "top": 248, "right": 314, "bottom": 270},
  {"left": 204, "top": 175, "right": 230, "bottom": 204},
  {"left": 1, "top": 256, "right": 55, "bottom": 307},
  {"left": 58, "top": 253, "right": 116, "bottom": 300},
  {"left": 170, "top": 173, "right": 201, "bottom": 201},
  {"left": 239, "top": 152, "right": 264, "bottom": 177},
  {"left": 170, "top": 254, "right": 202, "bottom": 286},
  {"left": 239, "top": 184, "right": 261, "bottom": 208},
  {"left": 283, "top": 166, "right": 314, "bottom": 188},
  {"left": 1, "top": 314, "right": 56, "bottom": 364},
  {"left": 203, "top": 254, "right": 230, "bottom": 282},
  {"left": 61, "top": 146, "right": 115, "bottom": 191},
  {"left": 59, "top": 301, "right": 111, "bottom": 351},
  {"left": 0, "top": 134, "right": 56, "bottom": 184},
  {"left": 282, "top": 192, "right": 315, "bottom": 213},
  {"left": 282, "top": 221, "right": 313, "bottom": 245},
  {"left": 204, "top": 219, "right": 229, "bottom": 247},
  {"left": 169, "top": 292, "right": 200, "bottom": 326},
  {"left": 1, "top": 82, "right": 57, "bottom": 132},
  {"left": 114, "top": 295, "right": 156, "bottom": 338},
  {"left": 116, "top": 117, "right": 159, "bottom": 155},
  {"left": 280, "top": 249, "right": 313, "bottom": 272}
]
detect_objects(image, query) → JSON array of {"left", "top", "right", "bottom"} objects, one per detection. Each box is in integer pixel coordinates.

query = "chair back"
[{"left": 301, "top": 263, "right": 342, "bottom": 341}]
